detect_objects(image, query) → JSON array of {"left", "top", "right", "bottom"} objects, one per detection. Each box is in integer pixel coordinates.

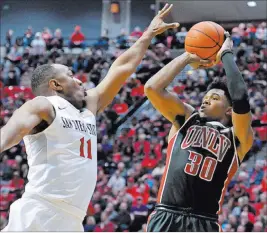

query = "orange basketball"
[{"left": 185, "top": 21, "right": 225, "bottom": 61}]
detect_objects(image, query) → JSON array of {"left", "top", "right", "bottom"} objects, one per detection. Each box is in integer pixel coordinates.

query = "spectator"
[
  {"left": 237, "top": 225, "right": 246, "bottom": 232},
  {"left": 104, "top": 203, "right": 118, "bottom": 222},
  {"left": 48, "top": 28, "right": 64, "bottom": 51},
  {"left": 6, "top": 44, "right": 23, "bottom": 64},
  {"left": 31, "top": 32, "right": 46, "bottom": 56},
  {"left": 249, "top": 160, "right": 264, "bottom": 185},
  {"left": 141, "top": 154, "right": 158, "bottom": 171},
  {"left": 42, "top": 27, "right": 52, "bottom": 45},
  {"left": 93, "top": 203, "right": 102, "bottom": 224},
  {"left": 5, "top": 70, "right": 19, "bottom": 86},
  {"left": 94, "top": 212, "right": 115, "bottom": 232},
  {"left": 114, "top": 202, "right": 132, "bottom": 231},
  {"left": 232, "top": 27, "right": 242, "bottom": 47},
  {"left": 23, "top": 26, "right": 34, "bottom": 47},
  {"left": 69, "top": 25, "right": 86, "bottom": 49},
  {"left": 130, "top": 196, "right": 148, "bottom": 231},
  {"left": 240, "top": 211, "right": 254, "bottom": 232},
  {"left": 95, "top": 29, "right": 109, "bottom": 50},
  {"left": 175, "top": 27, "right": 187, "bottom": 48},
  {"left": 83, "top": 216, "right": 96, "bottom": 232},
  {"left": 10, "top": 171, "right": 24, "bottom": 191},
  {"left": 253, "top": 221, "right": 264, "bottom": 232},
  {"left": 255, "top": 22, "right": 267, "bottom": 42},
  {"left": 130, "top": 26, "right": 143, "bottom": 39},
  {"left": 5, "top": 29, "right": 13, "bottom": 54},
  {"left": 107, "top": 170, "right": 126, "bottom": 193},
  {"left": 117, "top": 28, "right": 129, "bottom": 49}
]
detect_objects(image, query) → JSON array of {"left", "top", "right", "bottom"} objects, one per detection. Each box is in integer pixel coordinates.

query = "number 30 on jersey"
[{"left": 184, "top": 150, "right": 217, "bottom": 181}]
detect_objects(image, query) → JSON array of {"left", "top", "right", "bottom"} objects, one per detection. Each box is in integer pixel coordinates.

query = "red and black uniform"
[{"left": 147, "top": 112, "right": 240, "bottom": 232}]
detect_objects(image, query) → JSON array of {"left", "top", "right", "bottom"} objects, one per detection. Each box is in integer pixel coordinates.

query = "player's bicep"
[
  {"left": 145, "top": 88, "right": 194, "bottom": 123},
  {"left": 1, "top": 97, "right": 53, "bottom": 152},
  {"left": 232, "top": 111, "right": 254, "bottom": 160}
]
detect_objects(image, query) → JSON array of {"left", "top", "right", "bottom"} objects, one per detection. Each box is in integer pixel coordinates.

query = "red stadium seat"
[
  {"left": 130, "top": 85, "right": 144, "bottom": 97},
  {"left": 112, "top": 103, "right": 129, "bottom": 114}
]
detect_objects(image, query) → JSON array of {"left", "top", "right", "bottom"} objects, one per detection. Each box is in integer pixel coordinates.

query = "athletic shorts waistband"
[{"left": 155, "top": 204, "right": 218, "bottom": 221}]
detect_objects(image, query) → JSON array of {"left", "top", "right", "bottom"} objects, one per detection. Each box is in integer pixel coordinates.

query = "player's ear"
[
  {"left": 49, "top": 79, "right": 63, "bottom": 92},
  {"left": 225, "top": 107, "right": 232, "bottom": 118}
]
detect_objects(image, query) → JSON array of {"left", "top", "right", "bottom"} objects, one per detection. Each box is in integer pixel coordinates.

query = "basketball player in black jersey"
[{"left": 144, "top": 32, "right": 254, "bottom": 232}]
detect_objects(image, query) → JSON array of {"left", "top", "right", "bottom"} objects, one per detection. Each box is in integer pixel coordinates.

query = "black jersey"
[{"left": 157, "top": 112, "right": 240, "bottom": 215}]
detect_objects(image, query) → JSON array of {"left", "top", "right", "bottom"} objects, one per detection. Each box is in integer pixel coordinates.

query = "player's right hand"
[{"left": 146, "top": 3, "right": 180, "bottom": 37}]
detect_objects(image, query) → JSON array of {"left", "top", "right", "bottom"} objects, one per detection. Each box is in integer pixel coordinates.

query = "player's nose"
[
  {"left": 73, "top": 77, "right": 83, "bottom": 86},
  {"left": 203, "top": 99, "right": 211, "bottom": 106}
]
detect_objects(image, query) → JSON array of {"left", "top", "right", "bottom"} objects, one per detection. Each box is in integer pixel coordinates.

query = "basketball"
[{"left": 185, "top": 21, "right": 225, "bottom": 61}]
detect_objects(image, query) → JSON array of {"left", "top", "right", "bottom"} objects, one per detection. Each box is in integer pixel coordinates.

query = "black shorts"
[{"left": 146, "top": 204, "right": 221, "bottom": 232}]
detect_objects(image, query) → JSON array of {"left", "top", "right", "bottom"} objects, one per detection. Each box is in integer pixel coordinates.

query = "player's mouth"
[{"left": 200, "top": 106, "right": 206, "bottom": 111}]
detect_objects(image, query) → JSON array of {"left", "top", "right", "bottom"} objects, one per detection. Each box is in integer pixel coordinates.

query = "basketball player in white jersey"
[{"left": 0, "top": 4, "right": 178, "bottom": 231}]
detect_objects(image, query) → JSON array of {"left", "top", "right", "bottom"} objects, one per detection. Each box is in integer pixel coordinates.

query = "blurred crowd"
[{"left": 1, "top": 22, "right": 267, "bottom": 231}]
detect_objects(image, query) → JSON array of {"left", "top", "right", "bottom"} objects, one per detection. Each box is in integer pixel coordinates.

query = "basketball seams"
[
  {"left": 207, "top": 21, "right": 222, "bottom": 48},
  {"left": 185, "top": 44, "right": 218, "bottom": 49},
  {"left": 185, "top": 21, "right": 225, "bottom": 60},
  {"left": 191, "top": 28, "right": 220, "bottom": 47},
  {"left": 205, "top": 45, "right": 221, "bottom": 59}
]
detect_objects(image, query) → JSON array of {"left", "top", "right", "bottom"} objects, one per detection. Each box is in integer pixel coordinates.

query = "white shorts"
[{"left": 3, "top": 195, "right": 84, "bottom": 231}]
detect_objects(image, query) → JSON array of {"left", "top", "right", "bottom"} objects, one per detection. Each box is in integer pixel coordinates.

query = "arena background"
[{"left": 0, "top": 0, "right": 266, "bottom": 231}]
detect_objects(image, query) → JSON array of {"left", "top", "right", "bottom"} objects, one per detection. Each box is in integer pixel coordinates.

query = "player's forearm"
[
  {"left": 145, "top": 52, "right": 190, "bottom": 90},
  {"left": 221, "top": 51, "right": 250, "bottom": 114},
  {"left": 94, "top": 31, "right": 155, "bottom": 112}
]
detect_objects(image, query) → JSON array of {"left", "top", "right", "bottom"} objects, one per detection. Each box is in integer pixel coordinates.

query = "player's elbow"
[
  {"left": 144, "top": 82, "right": 157, "bottom": 93},
  {"left": 144, "top": 84, "right": 155, "bottom": 98}
]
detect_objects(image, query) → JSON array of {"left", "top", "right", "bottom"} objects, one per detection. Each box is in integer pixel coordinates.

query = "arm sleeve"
[{"left": 221, "top": 51, "right": 250, "bottom": 114}]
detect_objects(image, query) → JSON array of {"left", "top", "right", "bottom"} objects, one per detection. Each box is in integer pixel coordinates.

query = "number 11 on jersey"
[{"left": 80, "top": 137, "right": 92, "bottom": 159}]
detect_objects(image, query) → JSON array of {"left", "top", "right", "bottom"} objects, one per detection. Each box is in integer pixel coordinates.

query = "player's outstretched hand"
[
  {"left": 214, "top": 31, "right": 234, "bottom": 64},
  {"left": 147, "top": 3, "right": 180, "bottom": 36}
]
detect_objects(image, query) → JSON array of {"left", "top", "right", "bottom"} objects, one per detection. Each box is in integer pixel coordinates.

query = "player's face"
[
  {"left": 52, "top": 64, "right": 87, "bottom": 110},
  {"left": 199, "top": 89, "right": 231, "bottom": 121}
]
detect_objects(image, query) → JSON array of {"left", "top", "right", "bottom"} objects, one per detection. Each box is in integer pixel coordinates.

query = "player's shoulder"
[
  {"left": 28, "top": 96, "right": 54, "bottom": 112},
  {"left": 21, "top": 96, "right": 55, "bottom": 120}
]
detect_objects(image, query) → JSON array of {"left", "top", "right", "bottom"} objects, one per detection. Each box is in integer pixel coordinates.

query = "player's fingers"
[
  {"left": 158, "top": 3, "right": 169, "bottom": 15},
  {"left": 165, "top": 22, "right": 180, "bottom": 29},
  {"left": 160, "top": 4, "right": 173, "bottom": 17},
  {"left": 224, "top": 31, "right": 231, "bottom": 38},
  {"left": 199, "top": 59, "right": 212, "bottom": 65}
]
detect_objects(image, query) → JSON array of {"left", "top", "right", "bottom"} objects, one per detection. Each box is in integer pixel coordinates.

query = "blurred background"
[{"left": 0, "top": 0, "right": 266, "bottom": 231}]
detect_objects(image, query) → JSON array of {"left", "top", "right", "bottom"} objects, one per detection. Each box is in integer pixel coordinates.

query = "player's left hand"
[
  {"left": 147, "top": 3, "right": 180, "bottom": 37},
  {"left": 213, "top": 31, "right": 233, "bottom": 65},
  {"left": 185, "top": 52, "right": 213, "bottom": 69}
]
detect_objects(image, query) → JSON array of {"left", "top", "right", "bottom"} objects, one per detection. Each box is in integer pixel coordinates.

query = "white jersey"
[{"left": 23, "top": 96, "right": 97, "bottom": 219}]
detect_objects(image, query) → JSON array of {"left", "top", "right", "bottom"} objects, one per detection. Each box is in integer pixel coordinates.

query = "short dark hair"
[
  {"left": 31, "top": 64, "right": 57, "bottom": 94},
  {"left": 206, "top": 78, "right": 232, "bottom": 106}
]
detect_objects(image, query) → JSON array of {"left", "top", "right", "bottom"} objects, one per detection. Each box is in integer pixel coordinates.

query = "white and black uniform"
[{"left": 3, "top": 96, "right": 97, "bottom": 231}]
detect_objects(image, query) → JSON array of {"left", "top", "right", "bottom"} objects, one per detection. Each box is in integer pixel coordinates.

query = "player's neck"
[{"left": 201, "top": 116, "right": 228, "bottom": 127}]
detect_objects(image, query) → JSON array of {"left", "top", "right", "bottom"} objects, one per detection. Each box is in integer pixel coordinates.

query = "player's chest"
[
  {"left": 179, "top": 125, "right": 232, "bottom": 162},
  {"left": 55, "top": 109, "right": 97, "bottom": 140}
]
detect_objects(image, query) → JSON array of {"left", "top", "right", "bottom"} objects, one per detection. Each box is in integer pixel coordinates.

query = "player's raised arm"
[
  {"left": 217, "top": 32, "right": 254, "bottom": 160},
  {"left": 90, "top": 3, "right": 179, "bottom": 113},
  {"left": 0, "top": 97, "right": 54, "bottom": 153},
  {"left": 144, "top": 52, "right": 210, "bottom": 126}
]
